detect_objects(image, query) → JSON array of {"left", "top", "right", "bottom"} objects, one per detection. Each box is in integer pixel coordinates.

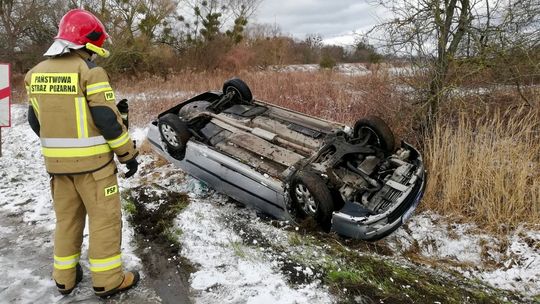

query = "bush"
[
  {"left": 101, "top": 36, "right": 177, "bottom": 78},
  {"left": 217, "top": 44, "right": 256, "bottom": 72},
  {"left": 319, "top": 54, "right": 336, "bottom": 69}
]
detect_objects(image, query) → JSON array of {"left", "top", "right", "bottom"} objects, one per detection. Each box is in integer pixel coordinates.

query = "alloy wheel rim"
[
  {"left": 161, "top": 124, "right": 179, "bottom": 147},
  {"left": 295, "top": 184, "right": 318, "bottom": 215}
]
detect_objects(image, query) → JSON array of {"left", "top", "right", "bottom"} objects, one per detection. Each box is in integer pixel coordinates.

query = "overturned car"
[{"left": 147, "top": 78, "right": 426, "bottom": 241}]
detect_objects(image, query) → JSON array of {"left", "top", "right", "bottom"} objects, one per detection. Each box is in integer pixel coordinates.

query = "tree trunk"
[{"left": 425, "top": 0, "right": 470, "bottom": 124}]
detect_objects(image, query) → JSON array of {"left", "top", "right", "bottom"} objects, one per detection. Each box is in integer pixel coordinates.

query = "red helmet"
[{"left": 55, "top": 9, "right": 108, "bottom": 47}]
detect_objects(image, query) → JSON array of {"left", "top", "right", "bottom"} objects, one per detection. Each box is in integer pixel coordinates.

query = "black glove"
[
  {"left": 116, "top": 99, "right": 128, "bottom": 112},
  {"left": 116, "top": 99, "right": 129, "bottom": 129},
  {"left": 124, "top": 158, "right": 138, "bottom": 178}
]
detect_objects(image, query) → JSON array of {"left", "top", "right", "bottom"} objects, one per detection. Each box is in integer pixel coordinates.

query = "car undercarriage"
[{"left": 147, "top": 78, "right": 426, "bottom": 241}]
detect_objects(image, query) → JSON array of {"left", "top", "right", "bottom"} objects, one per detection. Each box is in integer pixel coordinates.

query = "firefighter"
[{"left": 24, "top": 9, "right": 140, "bottom": 298}]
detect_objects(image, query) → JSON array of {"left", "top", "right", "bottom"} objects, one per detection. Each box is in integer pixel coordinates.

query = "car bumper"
[{"left": 331, "top": 142, "right": 426, "bottom": 241}]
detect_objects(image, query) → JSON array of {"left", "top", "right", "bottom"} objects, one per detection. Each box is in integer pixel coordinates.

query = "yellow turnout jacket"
[{"left": 25, "top": 50, "right": 137, "bottom": 174}]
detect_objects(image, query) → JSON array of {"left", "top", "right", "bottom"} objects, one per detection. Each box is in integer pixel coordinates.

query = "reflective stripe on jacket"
[{"left": 25, "top": 50, "right": 137, "bottom": 174}]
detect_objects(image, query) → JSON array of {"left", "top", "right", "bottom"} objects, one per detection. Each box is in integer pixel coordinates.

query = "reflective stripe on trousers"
[
  {"left": 54, "top": 253, "right": 80, "bottom": 270},
  {"left": 89, "top": 254, "right": 122, "bottom": 272}
]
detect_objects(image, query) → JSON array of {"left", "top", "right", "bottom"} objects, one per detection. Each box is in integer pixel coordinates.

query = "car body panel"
[
  {"left": 147, "top": 87, "right": 426, "bottom": 241},
  {"left": 148, "top": 125, "right": 291, "bottom": 220}
]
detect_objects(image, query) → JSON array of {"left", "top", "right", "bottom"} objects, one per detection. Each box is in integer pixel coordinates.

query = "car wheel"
[
  {"left": 223, "top": 78, "right": 253, "bottom": 103},
  {"left": 290, "top": 170, "right": 335, "bottom": 230},
  {"left": 353, "top": 115, "right": 395, "bottom": 153},
  {"left": 158, "top": 113, "right": 191, "bottom": 160}
]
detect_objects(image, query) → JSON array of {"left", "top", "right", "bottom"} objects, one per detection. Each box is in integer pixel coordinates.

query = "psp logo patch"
[
  {"left": 104, "top": 185, "right": 118, "bottom": 197},
  {"left": 104, "top": 91, "right": 115, "bottom": 101}
]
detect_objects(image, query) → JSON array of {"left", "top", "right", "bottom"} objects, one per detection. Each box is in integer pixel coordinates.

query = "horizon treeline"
[{"left": 0, "top": 0, "right": 382, "bottom": 75}]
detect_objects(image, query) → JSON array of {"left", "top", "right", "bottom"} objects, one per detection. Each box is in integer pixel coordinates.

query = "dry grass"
[
  {"left": 11, "top": 74, "right": 26, "bottom": 104},
  {"left": 119, "top": 70, "right": 416, "bottom": 142},
  {"left": 423, "top": 108, "right": 540, "bottom": 231}
]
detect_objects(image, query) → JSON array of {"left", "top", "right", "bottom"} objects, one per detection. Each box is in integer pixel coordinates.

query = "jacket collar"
[{"left": 74, "top": 49, "right": 93, "bottom": 61}]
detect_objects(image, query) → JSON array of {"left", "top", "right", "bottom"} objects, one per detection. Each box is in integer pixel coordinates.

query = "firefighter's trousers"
[{"left": 51, "top": 162, "right": 124, "bottom": 292}]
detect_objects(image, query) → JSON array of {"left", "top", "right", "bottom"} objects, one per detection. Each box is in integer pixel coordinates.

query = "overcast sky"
[{"left": 253, "top": 0, "right": 387, "bottom": 45}]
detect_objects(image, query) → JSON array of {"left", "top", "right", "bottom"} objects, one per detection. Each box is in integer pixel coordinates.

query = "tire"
[
  {"left": 223, "top": 78, "right": 253, "bottom": 103},
  {"left": 289, "top": 170, "right": 335, "bottom": 230},
  {"left": 353, "top": 115, "right": 395, "bottom": 153},
  {"left": 158, "top": 113, "right": 191, "bottom": 160}
]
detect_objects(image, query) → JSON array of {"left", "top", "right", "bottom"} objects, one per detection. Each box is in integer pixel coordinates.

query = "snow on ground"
[
  {"left": 480, "top": 229, "right": 540, "bottom": 294},
  {"left": 122, "top": 154, "right": 334, "bottom": 304},
  {"left": 0, "top": 105, "right": 64, "bottom": 304},
  {"left": 0, "top": 105, "right": 159, "bottom": 303},
  {"left": 2, "top": 104, "right": 539, "bottom": 303},
  {"left": 269, "top": 63, "right": 416, "bottom": 76},
  {"left": 270, "top": 63, "right": 369, "bottom": 75},
  {"left": 178, "top": 196, "right": 332, "bottom": 304},
  {"left": 384, "top": 212, "right": 540, "bottom": 296}
]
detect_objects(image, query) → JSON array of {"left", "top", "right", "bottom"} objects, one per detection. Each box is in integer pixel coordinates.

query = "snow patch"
[
  {"left": 385, "top": 212, "right": 540, "bottom": 296},
  {"left": 177, "top": 194, "right": 333, "bottom": 303},
  {"left": 479, "top": 229, "right": 540, "bottom": 294},
  {"left": 268, "top": 63, "right": 417, "bottom": 76}
]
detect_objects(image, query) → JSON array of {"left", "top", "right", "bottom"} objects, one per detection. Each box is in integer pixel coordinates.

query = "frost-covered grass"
[
  {"left": 271, "top": 230, "right": 521, "bottom": 303},
  {"left": 385, "top": 213, "right": 540, "bottom": 297},
  {"left": 123, "top": 198, "right": 137, "bottom": 215}
]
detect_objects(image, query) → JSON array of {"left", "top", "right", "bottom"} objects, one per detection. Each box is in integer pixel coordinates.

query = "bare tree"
[
  {"left": 475, "top": 0, "right": 540, "bottom": 105},
  {"left": 0, "top": 0, "right": 67, "bottom": 71},
  {"left": 245, "top": 22, "right": 282, "bottom": 39},
  {"left": 368, "top": 0, "right": 540, "bottom": 121},
  {"left": 228, "top": 0, "right": 261, "bottom": 19},
  {"left": 369, "top": 0, "right": 472, "bottom": 120},
  {"left": 91, "top": 0, "right": 178, "bottom": 42}
]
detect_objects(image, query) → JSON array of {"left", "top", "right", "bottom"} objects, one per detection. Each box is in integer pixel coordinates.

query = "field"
[
  {"left": 5, "top": 66, "right": 539, "bottom": 302},
  {"left": 111, "top": 67, "right": 540, "bottom": 232}
]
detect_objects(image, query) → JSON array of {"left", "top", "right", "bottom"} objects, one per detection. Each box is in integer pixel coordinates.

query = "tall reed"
[{"left": 424, "top": 108, "right": 540, "bottom": 231}]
